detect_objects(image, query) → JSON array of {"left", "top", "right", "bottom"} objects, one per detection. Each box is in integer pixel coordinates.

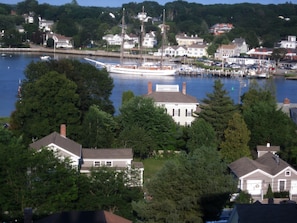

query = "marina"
[{"left": 0, "top": 52, "right": 296, "bottom": 117}]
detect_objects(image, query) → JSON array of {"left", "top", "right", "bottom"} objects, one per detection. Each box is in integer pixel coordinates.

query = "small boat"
[{"left": 40, "top": 55, "right": 51, "bottom": 61}]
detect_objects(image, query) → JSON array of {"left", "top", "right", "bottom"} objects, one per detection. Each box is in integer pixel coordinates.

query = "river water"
[{"left": 1, "top": 53, "right": 296, "bottom": 117}]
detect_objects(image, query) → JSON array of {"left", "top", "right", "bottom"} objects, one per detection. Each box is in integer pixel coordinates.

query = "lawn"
[{"left": 142, "top": 158, "right": 168, "bottom": 183}]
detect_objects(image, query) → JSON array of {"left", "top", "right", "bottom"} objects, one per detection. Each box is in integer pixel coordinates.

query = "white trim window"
[
  {"left": 278, "top": 179, "right": 286, "bottom": 191},
  {"left": 285, "top": 170, "right": 291, "bottom": 177},
  {"left": 105, "top": 161, "right": 112, "bottom": 167},
  {"left": 94, "top": 161, "right": 101, "bottom": 167}
]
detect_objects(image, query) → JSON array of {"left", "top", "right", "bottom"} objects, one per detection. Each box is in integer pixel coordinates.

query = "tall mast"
[
  {"left": 120, "top": 8, "right": 125, "bottom": 66},
  {"left": 160, "top": 9, "right": 166, "bottom": 68}
]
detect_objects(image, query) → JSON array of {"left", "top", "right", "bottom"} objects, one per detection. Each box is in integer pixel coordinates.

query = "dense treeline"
[{"left": 0, "top": 0, "right": 297, "bottom": 48}]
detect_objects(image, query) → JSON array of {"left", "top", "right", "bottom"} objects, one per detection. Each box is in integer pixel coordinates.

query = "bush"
[{"left": 273, "top": 191, "right": 289, "bottom": 198}]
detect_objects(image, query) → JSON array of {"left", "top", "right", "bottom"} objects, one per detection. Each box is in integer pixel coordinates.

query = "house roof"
[
  {"left": 30, "top": 132, "right": 81, "bottom": 157},
  {"left": 144, "top": 92, "right": 198, "bottom": 103},
  {"left": 229, "top": 152, "right": 290, "bottom": 178},
  {"left": 82, "top": 148, "right": 133, "bottom": 159},
  {"left": 35, "top": 210, "right": 132, "bottom": 223},
  {"left": 257, "top": 145, "right": 280, "bottom": 152},
  {"left": 232, "top": 203, "right": 297, "bottom": 223}
]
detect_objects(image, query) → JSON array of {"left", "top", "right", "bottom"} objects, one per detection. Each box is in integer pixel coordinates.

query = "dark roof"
[
  {"left": 82, "top": 148, "right": 133, "bottom": 159},
  {"left": 35, "top": 210, "right": 132, "bottom": 223},
  {"left": 30, "top": 132, "right": 81, "bottom": 157},
  {"left": 229, "top": 152, "right": 290, "bottom": 177},
  {"left": 257, "top": 145, "right": 280, "bottom": 152},
  {"left": 232, "top": 203, "right": 297, "bottom": 223},
  {"left": 144, "top": 92, "right": 198, "bottom": 103},
  {"left": 256, "top": 152, "right": 289, "bottom": 175}
]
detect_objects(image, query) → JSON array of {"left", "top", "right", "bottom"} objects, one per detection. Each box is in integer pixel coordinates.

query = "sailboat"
[{"left": 85, "top": 8, "right": 177, "bottom": 76}]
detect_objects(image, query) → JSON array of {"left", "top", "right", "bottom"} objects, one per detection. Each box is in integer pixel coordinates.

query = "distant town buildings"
[
  {"left": 209, "top": 23, "right": 234, "bottom": 35},
  {"left": 175, "top": 33, "right": 204, "bottom": 46}
]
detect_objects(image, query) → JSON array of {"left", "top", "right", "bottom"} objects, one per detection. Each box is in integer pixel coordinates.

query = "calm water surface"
[{"left": 1, "top": 53, "right": 296, "bottom": 117}]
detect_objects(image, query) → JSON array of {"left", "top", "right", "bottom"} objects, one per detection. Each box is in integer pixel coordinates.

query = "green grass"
[
  {"left": 142, "top": 158, "right": 168, "bottom": 183},
  {"left": 0, "top": 117, "right": 10, "bottom": 124}
]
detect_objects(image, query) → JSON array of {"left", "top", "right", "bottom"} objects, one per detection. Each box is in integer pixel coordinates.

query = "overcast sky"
[{"left": 0, "top": 0, "right": 290, "bottom": 7}]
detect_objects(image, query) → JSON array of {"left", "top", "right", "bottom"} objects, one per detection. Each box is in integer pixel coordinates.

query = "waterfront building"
[{"left": 143, "top": 82, "right": 200, "bottom": 126}]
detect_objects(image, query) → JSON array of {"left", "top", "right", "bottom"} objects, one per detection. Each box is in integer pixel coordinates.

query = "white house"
[
  {"left": 143, "top": 82, "right": 199, "bottom": 126},
  {"left": 175, "top": 33, "right": 204, "bottom": 46},
  {"left": 30, "top": 124, "right": 144, "bottom": 187},
  {"left": 142, "top": 31, "right": 157, "bottom": 48},
  {"left": 39, "top": 17, "right": 54, "bottom": 32},
  {"left": 187, "top": 44, "right": 208, "bottom": 58},
  {"left": 232, "top": 37, "right": 249, "bottom": 54},
  {"left": 215, "top": 44, "right": 241, "bottom": 60},
  {"left": 278, "top": 36, "right": 297, "bottom": 49},
  {"left": 45, "top": 33, "right": 73, "bottom": 48}
]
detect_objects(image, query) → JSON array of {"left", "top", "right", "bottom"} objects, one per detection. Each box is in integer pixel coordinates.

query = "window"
[
  {"left": 94, "top": 161, "right": 100, "bottom": 167},
  {"left": 285, "top": 170, "right": 291, "bottom": 176},
  {"left": 106, "top": 161, "right": 112, "bottom": 167},
  {"left": 172, "top": 109, "right": 175, "bottom": 116},
  {"left": 279, "top": 180, "right": 286, "bottom": 191},
  {"left": 178, "top": 109, "right": 180, "bottom": 116}
]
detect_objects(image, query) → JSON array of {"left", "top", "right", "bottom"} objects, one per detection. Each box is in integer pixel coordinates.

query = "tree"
[
  {"left": 241, "top": 82, "right": 297, "bottom": 153},
  {"left": 0, "top": 127, "right": 31, "bottom": 221},
  {"left": 24, "top": 59, "right": 114, "bottom": 115},
  {"left": 80, "top": 105, "right": 116, "bottom": 148},
  {"left": 187, "top": 118, "right": 217, "bottom": 152},
  {"left": 27, "top": 149, "right": 79, "bottom": 216},
  {"left": 115, "top": 125, "right": 156, "bottom": 159},
  {"left": 133, "top": 147, "right": 236, "bottom": 222},
  {"left": 271, "top": 48, "right": 287, "bottom": 67},
  {"left": 74, "top": 167, "right": 142, "bottom": 221},
  {"left": 199, "top": 79, "right": 238, "bottom": 144},
  {"left": 11, "top": 71, "right": 81, "bottom": 143},
  {"left": 121, "top": 90, "right": 135, "bottom": 105},
  {"left": 220, "top": 112, "right": 251, "bottom": 164},
  {"left": 117, "top": 96, "right": 180, "bottom": 153}
]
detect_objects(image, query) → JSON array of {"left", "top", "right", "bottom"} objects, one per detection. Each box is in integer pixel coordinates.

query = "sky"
[{"left": 0, "top": 0, "right": 290, "bottom": 8}]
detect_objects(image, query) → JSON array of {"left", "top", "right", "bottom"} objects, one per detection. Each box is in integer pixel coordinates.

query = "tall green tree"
[
  {"left": 11, "top": 71, "right": 81, "bottom": 143},
  {"left": 0, "top": 127, "right": 30, "bottom": 221},
  {"left": 27, "top": 149, "right": 79, "bottom": 216},
  {"left": 220, "top": 112, "right": 251, "bottom": 163},
  {"left": 24, "top": 59, "right": 114, "bottom": 115},
  {"left": 74, "top": 167, "right": 142, "bottom": 221},
  {"left": 199, "top": 79, "right": 238, "bottom": 144},
  {"left": 241, "top": 82, "right": 297, "bottom": 154},
  {"left": 80, "top": 105, "right": 116, "bottom": 148},
  {"left": 118, "top": 96, "right": 179, "bottom": 153},
  {"left": 187, "top": 118, "right": 217, "bottom": 152},
  {"left": 133, "top": 147, "right": 236, "bottom": 223}
]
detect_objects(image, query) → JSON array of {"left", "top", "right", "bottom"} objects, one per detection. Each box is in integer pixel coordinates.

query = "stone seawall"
[{"left": 0, "top": 46, "right": 160, "bottom": 61}]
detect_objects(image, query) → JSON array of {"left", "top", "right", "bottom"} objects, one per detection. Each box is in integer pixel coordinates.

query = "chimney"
[
  {"left": 283, "top": 98, "right": 290, "bottom": 105},
  {"left": 267, "top": 142, "right": 270, "bottom": 148},
  {"left": 182, "top": 82, "right": 186, "bottom": 95},
  {"left": 60, "top": 124, "right": 66, "bottom": 137},
  {"left": 148, "top": 82, "right": 153, "bottom": 94}
]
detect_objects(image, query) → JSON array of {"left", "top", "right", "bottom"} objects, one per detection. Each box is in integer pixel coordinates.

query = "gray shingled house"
[
  {"left": 229, "top": 143, "right": 297, "bottom": 202},
  {"left": 30, "top": 124, "right": 144, "bottom": 186}
]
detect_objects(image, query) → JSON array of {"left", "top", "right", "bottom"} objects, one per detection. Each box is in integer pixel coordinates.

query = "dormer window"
[{"left": 285, "top": 170, "right": 291, "bottom": 176}]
